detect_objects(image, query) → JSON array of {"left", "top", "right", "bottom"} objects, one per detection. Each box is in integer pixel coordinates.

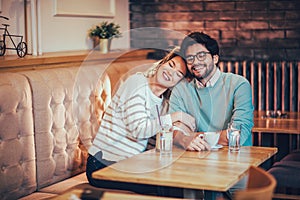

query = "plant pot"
[{"left": 99, "top": 38, "right": 111, "bottom": 53}]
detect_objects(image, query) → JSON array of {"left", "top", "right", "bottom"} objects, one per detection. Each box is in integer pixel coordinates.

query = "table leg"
[
  {"left": 297, "top": 135, "right": 300, "bottom": 150},
  {"left": 289, "top": 134, "right": 293, "bottom": 153},
  {"left": 182, "top": 189, "right": 225, "bottom": 200},
  {"left": 273, "top": 133, "right": 278, "bottom": 162},
  {"left": 222, "top": 191, "right": 233, "bottom": 200},
  {"left": 204, "top": 190, "right": 218, "bottom": 200},
  {"left": 258, "top": 132, "right": 262, "bottom": 146},
  {"left": 183, "top": 189, "right": 204, "bottom": 199}
]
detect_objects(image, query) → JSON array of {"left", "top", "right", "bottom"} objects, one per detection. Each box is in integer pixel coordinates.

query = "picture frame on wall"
[{"left": 53, "top": 0, "right": 115, "bottom": 18}]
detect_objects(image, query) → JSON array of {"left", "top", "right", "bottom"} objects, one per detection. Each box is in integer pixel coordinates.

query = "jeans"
[
  {"left": 86, "top": 151, "right": 159, "bottom": 195},
  {"left": 86, "top": 151, "right": 184, "bottom": 197}
]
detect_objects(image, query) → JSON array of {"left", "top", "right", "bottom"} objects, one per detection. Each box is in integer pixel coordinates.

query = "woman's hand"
[
  {"left": 170, "top": 111, "right": 196, "bottom": 131},
  {"left": 172, "top": 121, "right": 192, "bottom": 136}
]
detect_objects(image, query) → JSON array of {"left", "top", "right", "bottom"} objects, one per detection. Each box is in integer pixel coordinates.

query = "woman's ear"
[{"left": 213, "top": 55, "right": 219, "bottom": 65}]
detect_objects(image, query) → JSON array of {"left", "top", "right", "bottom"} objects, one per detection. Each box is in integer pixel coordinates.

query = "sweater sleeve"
[
  {"left": 168, "top": 82, "right": 189, "bottom": 114},
  {"left": 231, "top": 78, "right": 254, "bottom": 146}
]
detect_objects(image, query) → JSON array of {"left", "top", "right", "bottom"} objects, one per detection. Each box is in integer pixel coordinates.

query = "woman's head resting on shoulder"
[{"left": 145, "top": 47, "right": 187, "bottom": 89}]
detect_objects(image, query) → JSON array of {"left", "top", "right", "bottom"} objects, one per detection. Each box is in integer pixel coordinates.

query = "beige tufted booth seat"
[
  {"left": 0, "top": 73, "right": 36, "bottom": 199},
  {"left": 0, "top": 64, "right": 111, "bottom": 200},
  {"left": 0, "top": 59, "right": 155, "bottom": 200}
]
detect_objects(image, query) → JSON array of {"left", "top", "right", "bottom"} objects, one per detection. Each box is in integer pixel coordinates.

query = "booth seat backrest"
[
  {"left": 20, "top": 64, "right": 111, "bottom": 190},
  {"left": 0, "top": 73, "right": 36, "bottom": 200},
  {"left": 106, "top": 59, "right": 156, "bottom": 96}
]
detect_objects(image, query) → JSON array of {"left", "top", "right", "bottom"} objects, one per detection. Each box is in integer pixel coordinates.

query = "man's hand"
[
  {"left": 186, "top": 133, "right": 211, "bottom": 151},
  {"left": 173, "top": 130, "right": 211, "bottom": 151}
]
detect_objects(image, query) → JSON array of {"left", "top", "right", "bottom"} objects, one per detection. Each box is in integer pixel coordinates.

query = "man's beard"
[
  {"left": 191, "top": 64, "right": 207, "bottom": 80},
  {"left": 191, "top": 63, "right": 214, "bottom": 81}
]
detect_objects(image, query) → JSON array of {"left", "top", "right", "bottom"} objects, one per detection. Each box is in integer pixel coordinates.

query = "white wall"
[
  {"left": 0, "top": 0, "right": 129, "bottom": 55},
  {"left": 0, "top": 0, "right": 26, "bottom": 55}
]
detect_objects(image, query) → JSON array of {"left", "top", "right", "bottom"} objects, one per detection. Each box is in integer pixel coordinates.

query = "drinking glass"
[
  {"left": 227, "top": 123, "right": 241, "bottom": 152},
  {"left": 156, "top": 125, "right": 173, "bottom": 156}
]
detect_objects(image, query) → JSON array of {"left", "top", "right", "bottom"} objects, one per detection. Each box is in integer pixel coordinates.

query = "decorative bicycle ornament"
[{"left": 0, "top": 16, "right": 27, "bottom": 58}]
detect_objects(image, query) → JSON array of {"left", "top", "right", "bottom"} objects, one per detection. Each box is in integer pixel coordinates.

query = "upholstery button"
[
  {"left": 1, "top": 165, "right": 6, "bottom": 171},
  {"left": 19, "top": 160, "right": 23, "bottom": 165},
  {"left": 17, "top": 133, "right": 21, "bottom": 139},
  {"left": 16, "top": 103, "right": 22, "bottom": 112}
]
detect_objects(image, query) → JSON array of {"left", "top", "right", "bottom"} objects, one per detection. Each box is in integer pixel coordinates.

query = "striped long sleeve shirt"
[{"left": 89, "top": 73, "right": 172, "bottom": 162}]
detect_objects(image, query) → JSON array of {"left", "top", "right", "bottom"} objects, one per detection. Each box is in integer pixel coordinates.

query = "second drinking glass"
[{"left": 227, "top": 123, "right": 241, "bottom": 152}]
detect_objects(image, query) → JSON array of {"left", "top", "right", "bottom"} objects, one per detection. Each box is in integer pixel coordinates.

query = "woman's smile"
[{"left": 162, "top": 71, "right": 171, "bottom": 81}]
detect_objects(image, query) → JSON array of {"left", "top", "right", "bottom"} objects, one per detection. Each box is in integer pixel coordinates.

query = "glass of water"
[
  {"left": 227, "top": 123, "right": 241, "bottom": 152},
  {"left": 157, "top": 125, "right": 173, "bottom": 156}
]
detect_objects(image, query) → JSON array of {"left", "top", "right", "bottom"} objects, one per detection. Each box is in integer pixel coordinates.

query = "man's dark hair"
[{"left": 180, "top": 32, "right": 220, "bottom": 58}]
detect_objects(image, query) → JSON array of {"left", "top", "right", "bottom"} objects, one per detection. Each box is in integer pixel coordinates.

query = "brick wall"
[{"left": 129, "top": 0, "right": 300, "bottom": 61}]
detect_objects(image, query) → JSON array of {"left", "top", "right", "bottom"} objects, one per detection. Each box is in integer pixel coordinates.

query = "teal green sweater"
[{"left": 169, "top": 71, "right": 254, "bottom": 146}]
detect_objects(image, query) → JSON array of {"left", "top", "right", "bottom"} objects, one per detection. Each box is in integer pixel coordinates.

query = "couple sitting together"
[{"left": 86, "top": 31, "right": 254, "bottom": 197}]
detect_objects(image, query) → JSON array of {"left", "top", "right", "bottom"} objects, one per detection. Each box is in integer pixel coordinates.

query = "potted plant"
[{"left": 89, "top": 21, "right": 122, "bottom": 53}]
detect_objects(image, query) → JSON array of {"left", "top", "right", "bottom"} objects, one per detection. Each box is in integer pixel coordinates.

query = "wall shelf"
[{"left": 0, "top": 49, "right": 154, "bottom": 72}]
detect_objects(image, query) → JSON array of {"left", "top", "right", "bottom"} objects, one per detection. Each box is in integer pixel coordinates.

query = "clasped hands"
[{"left": 172, "top": 121, "right": 227, "bottom": 151}]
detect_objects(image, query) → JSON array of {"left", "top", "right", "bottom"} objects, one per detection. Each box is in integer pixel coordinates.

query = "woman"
[{"left": 86, "top": 47, "right": 196, "bottom": 195}]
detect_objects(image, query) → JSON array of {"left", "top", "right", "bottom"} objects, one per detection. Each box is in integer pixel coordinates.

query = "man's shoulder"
[
  {"left": 221, "top": 72, "right": 249, "bottom": 84},
  {"left": 173, "top": 78, "right": 191, "bottom": 89}
]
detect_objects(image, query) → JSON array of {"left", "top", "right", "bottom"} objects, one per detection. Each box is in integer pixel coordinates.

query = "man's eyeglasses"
[{"left": 185, "top": 51, "right": 211, "bottom": 64}]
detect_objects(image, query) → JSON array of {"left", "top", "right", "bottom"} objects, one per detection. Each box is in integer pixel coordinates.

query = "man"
[{"left": 169, "top": 31, "right": 254, "bottom": 151}]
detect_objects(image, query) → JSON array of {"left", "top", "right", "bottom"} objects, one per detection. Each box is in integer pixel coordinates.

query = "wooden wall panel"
[{"left": 220, "top": 61, "right": 299, "bottom": 112}]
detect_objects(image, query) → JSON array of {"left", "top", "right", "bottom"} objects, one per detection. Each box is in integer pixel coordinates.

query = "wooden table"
[
  {"left": 92, "top": 146, "right": 277, "bottom": 198},
  {"left": 253, "top": 111, "right": 300, "bottom": 134},
  {"left": 253, "top": 111, "right": 300, "bottom": 150}
]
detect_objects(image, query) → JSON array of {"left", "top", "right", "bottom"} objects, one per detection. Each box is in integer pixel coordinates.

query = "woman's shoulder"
[
  {"left": 116, "top": 73, "right": 148, "bottom": 95},
  {"left": 126, "top": 72, "right": 145, "bottom": 80},
  {"left": 124, "top": 73, "right": 147, "bottom": 85}
]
